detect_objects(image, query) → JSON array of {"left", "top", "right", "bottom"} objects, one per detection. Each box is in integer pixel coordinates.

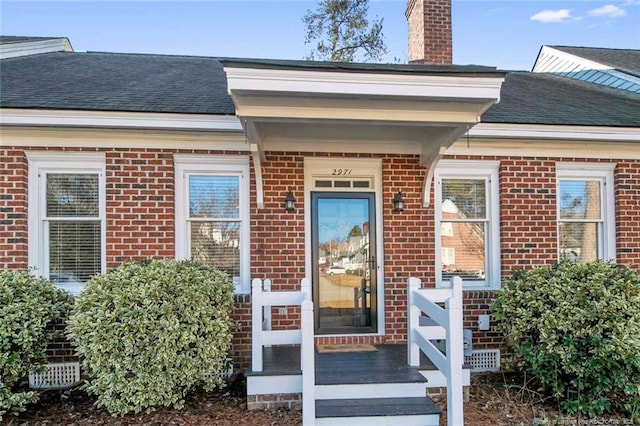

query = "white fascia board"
[
  {"left": 0, "top": 38, "right": 73, "bottom": 59},
  {"left": 0, "top": 109, "right": 243, "bottom": 132},
  {"left": 470, "top": 123, "right": 640, "bottom": 142},
  {"left": 224, "top": 67, "right": 505, "bottom": 102}
]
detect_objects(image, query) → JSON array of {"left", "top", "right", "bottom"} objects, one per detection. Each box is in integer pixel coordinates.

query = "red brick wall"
[
  {"left": 382, "top": 155, "right": 435, "bottom": 342},
  {"left": 105, "top": 150, "right": 175, "bottom": 265},
  {"left": 498, "top": 158, "right": 558, "bottom": 272},
  {"left": 0, "top": 149, "right": 28, "bottom": 270},
  {"left": 616, "top": 160, "right": 640, "bottom": 270},
  {"left": 1, "top": 147, "right": 639, "bottom": 365},
  {"left": 251, "top": 153, "right": 306, "bottom": 288}
]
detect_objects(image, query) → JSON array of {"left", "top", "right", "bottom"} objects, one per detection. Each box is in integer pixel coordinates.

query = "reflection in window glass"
[
  {"left": 558, "top": 179, "right": 602, "bottom": 262},
  {"left": 190, "top": 221, "right": 240, "bottom": 283},
  {"left": 559, "top": 223, "right": 599, "bottom": 262},
  {"left": 441, "top": 179, "right": 486, "bottom": 219},
  {"left": 440, "top": 178, "right": 488, "bottom": 282},
  {"left": 47, "top": 174, "right": 99, "bottom": 217},
  {"left": 188, "top": 175, "right": 241, "bottom": 285},
  {"left": 189, "top": 176, "right": 239, "bottom": 219},
  {"left": 559, "top": 181, "right": 600, "bottom": 220},
  {"left": 441, "top": 222, "right": 486, "bottom": 281}
]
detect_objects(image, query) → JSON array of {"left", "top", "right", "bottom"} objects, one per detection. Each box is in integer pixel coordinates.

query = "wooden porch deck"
[
  {"left": 249, "top": 343, "right": 439, "bottom": 380},
  {"left": 247, "top": 344, "right": 446, "bottom": 425}
]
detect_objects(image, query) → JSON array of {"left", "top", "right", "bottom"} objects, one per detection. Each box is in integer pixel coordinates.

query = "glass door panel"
[{"left": 311, "top": 192, "right": 376, "bottom": 334}]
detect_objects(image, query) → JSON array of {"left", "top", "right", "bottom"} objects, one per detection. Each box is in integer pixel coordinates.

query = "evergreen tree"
[{"left": 303, "top": 0, "right": 387, "bottom": 62}]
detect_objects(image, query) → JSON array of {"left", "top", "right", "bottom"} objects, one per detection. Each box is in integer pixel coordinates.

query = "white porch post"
[
  {"left": 445, "top": 276, "right": 464, "bottom": 426},
  {"left": 262, "top": 279, "right": 272, "bottom": 348},
  {"left": 301, "top": 287, "right": 315, "bottom": 425},
  {"left": 407, "top": 277, "right": 421, "bottom": 366},
  {"left": 251, "top": 278, "right": 263, "bottom": 372}
]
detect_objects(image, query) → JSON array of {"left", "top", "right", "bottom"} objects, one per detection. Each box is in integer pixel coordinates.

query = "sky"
[{"left": 1, "top": 0, "right": 639, "bottom": 71}]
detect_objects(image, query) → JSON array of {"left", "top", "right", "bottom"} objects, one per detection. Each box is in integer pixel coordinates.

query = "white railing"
[
  {"left": 251, "top": 278, "right": 315, "bottom": 425},
  {"left": 301, "top": 285, "right": 315, "bottom": 425},
  {"left": 407, "top": 276, "right": 464, "bottom": 426}
]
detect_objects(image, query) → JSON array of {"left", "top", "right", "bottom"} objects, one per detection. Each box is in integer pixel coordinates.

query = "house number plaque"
[{"left": 331, "top": 169, "right": 352, "bottom": 175}]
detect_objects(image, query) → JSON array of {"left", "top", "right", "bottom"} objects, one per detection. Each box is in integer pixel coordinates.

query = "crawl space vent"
[
  {"left": 29, "top": 362, "right": 80, "bottom": 389},
  {"left": 465, "top": 349, "right": 500, "bottom": 372}
]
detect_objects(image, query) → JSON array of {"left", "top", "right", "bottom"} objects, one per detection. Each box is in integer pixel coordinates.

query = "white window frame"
[
  {"left": 174, "top": 154, "right": 250, "bottom": 294},
  {"left": 556, "top": 162, "right": 616, "bottom": 262},
  {"left": 435, "top": 160, "right": 500, "bottom": 290},
  {"left": 26, "top": 151, "right": 106, "bottom": 294}
]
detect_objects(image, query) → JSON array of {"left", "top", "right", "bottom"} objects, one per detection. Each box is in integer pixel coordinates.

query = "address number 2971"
[{"left": 332, "top": 169, "right": 352, "bottom": 176}]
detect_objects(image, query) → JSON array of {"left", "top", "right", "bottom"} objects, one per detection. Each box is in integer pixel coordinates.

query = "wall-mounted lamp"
[
  {"left": 393, "top": 191, "right": 405, "bottom": 212},
  {"left": 284, "top": 189, "right": 296, "bottom": 213}
]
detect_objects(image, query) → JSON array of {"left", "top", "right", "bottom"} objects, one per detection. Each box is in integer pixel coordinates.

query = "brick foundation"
[{"left": 247, "top": 393, "right": 302, "bottom": 411}]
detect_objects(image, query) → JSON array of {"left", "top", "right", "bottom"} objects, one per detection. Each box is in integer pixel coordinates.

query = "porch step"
[
  {"left": 315, "top": 381, "right": 427, "bottom": 399},
  {"left": 315, "top": 397, "right": 441, "bottom": 426}
]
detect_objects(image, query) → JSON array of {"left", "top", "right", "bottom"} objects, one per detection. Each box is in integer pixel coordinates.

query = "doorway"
[{"left": 311, "top": 192, "right": 377, "bottom": 334}]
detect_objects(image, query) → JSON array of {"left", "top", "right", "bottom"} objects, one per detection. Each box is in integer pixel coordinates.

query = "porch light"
[
  {"left": 284, "top": 189, "right": 296, "bottom": 212},
  {"left": 393, "top": 191, "right": 404, "bottom": 212}
]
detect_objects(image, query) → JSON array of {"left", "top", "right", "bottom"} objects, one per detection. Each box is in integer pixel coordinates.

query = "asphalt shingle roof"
[
  {"left": 1, "top": 50, "right": 639, "bottom": 127},
  {"left": 482, "top": 72, "right": 640, "bottom": 127},
  {"left": 551, "top": 46, "right": 640, "bottom": 78},
  {"left": 0, "top": 51, "right": 235, "bottom": 115}
]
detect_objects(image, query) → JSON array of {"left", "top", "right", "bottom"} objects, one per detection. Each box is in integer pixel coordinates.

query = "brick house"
[{"left": 1, "top": 1, "right": 639, "bottom": 424}]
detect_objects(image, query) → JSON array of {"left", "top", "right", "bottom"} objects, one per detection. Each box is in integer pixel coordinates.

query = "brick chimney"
[{"left": 406, "top": 0, "right": 452, "bottom": 64}]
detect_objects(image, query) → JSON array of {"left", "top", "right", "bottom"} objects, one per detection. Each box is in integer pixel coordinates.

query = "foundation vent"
[
  {"left": 28, "top": 362, "right": 80, "bottom": 389},
  {"left": 465, "top": 349, "right": 500, "bottom": 372}
]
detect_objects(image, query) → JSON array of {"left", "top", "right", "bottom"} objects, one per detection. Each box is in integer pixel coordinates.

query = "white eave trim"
[
  {"left": 471, "top": 123, "right": 640, "bottom": 142},
  {"left": 0, "top": 109, "right": 243, "bottom": 132},
  {"left": 224, "top": 67, "right": 505, "bottom": 102},
  {"left": 0, "top": 38, "right": 73, "bottom": 59}
]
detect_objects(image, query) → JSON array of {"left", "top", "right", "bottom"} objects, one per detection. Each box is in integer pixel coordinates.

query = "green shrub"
[
  {"left": 67, "top": 259, "right": 234, "bottom": 415},
  {"left": 491, "top": 261, "right": 640, "bottom": 418},
  {"left": 0, "top": 270, "right": 71, "bottom": 419}
]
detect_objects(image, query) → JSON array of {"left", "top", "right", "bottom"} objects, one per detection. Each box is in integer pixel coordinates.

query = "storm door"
[{"left": 311, "top": 192, "right": 377, "bottom": 334}]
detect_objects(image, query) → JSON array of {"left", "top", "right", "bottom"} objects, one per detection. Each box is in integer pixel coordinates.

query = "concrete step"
[{"left": 315, "top": 396, "right": 441, "bottom": 426}]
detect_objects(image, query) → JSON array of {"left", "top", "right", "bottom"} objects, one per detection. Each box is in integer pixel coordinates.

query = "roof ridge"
[
  {"left": 81, "top": 50, "right": 221, "bottom": 60},
  {"left": 548, "top": 45, "right": 640, "bottom": 53}
]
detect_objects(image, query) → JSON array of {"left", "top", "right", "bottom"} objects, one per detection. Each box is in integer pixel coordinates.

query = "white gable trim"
[
  {"left": 534, "top": 46, "right": 640, "bottom": 86},
  {"left": 0, "top": 38, "right": 73, "bottom": 59}
]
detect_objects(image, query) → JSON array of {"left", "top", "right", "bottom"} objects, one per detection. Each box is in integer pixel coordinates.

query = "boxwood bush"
[
  {"left": 491, "top": 261, "right": 640, "bottom": 418},
  {"left": 67, "top": 259, "right": 234, "bottom": 415},
  {"left": 0, "top": 270, "right": 70, "bottom": 419}
]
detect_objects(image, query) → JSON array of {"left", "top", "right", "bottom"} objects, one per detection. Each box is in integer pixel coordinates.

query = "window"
[
  {"left": 556, "top": 163, "right": 615, "bottom": 262},
  {"left": 435, "top": 160, "right": 500, "bottom": 289},
  {"left": 27, "top": 152, "right": 106, "bottom": 296},
  {"left": 174, "top": 155, "right": 250, "bottom": 293}
]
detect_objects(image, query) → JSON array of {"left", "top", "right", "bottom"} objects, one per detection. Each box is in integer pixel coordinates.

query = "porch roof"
[{"left": 221, "top": 58, "right": 505, "bottom": 208}]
